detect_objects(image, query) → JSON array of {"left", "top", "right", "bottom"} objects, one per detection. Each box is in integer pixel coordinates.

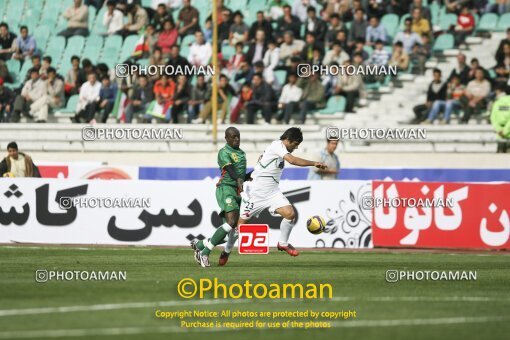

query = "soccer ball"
[{"left": 306, "top": 216, "right": 326, "bottom": 235}]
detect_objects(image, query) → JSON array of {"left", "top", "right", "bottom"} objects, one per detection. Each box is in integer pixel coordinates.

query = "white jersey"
[{"left": 249, "top": 140, "right": 289, "bottom": 197}]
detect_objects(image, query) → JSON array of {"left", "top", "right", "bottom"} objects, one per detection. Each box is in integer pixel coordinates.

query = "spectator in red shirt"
[
  {"left": 156, "top": 20, "right": 179, "bottom": 57},
  {"left": 453, "top": 6, "right": 475, "bottom": 46},
  {"left": 154, "top": 74, "right": 175, "bottom": 110}
]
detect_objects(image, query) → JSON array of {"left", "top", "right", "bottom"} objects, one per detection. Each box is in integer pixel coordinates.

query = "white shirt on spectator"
[
  {"left": 103, "top": 9, "right": 124, "bottom": 35},
  {"left": 77, "top": 80, "right": 101, "bottom": 112},
  {"left": 279, "top": 83, "right": 302, "bottom": 104},
  {"left": 188, "top": 41, "right": 212, "bottom": 66}
]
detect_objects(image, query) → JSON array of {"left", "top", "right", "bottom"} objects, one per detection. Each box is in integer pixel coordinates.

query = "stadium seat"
[
  {"left": 430, "top": 1, "right": 440, "bottom": 25},
  {"left": 6, "top": 1, "right": 24, "bottom": 23},
  {"left": 18, "top": 60, "right": 33, "bottom": 81},
  {"left": 46, "top": 36, "right": 66, "bottom": 62},
  {"left": 363, "top": 45, "right": 373, "bottom": 57},
  {"left": 274, "top": 70, "right": 287, "bottom": 85},
  {"left": 496, "top": 12, "right": 510, "bottom": 31},
  {"left": 381, "top": 14, "right": 399, "bottom": 38},
  {"left": 86, "top": 35, "right": 104, "bottom": 49},
  {"left": 104, "top": 35, "right": 123, "bottom": 51},
  {"left": 119, "top": 35, "right": 140, "bottom": 61},
  {"left": 62, "top": 36, "right": 85, "bottom": 63},
  {"left": 6, "top": 59, "right": 21, "bottom": 82},
  {"left": 88, "top": 6, "right": 97, "bottom": 29},
  {"left": 316, "top": 96, "right": 346, "bottom": 114},
  {"left": 221, "top": 45, "right": 236, "bottom": 60},
  {"left": 33, "top": 26, "right": 51, "bottom": 51},
  {"left": 476, "top": 13, "right": 498, "bottom": 33},
  {"left": 439, "top": 13, "right": 458, "bottom": 31},
  {"left": 432, "top": 34, "right": 454, "bottom": 53},
  {"left": 27, "top": 0, "right": 44, "bottom": 12},
  {"left": 55, "top": 94, "right": 79, "bottom": 115},
  {"left": 398, "top": 14, "right": 411, "bottom": 29}
]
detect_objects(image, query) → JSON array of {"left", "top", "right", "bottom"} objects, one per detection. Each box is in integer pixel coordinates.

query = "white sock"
[
  {"left": 224, "top": 228, "right": 238, "bottom": 253},
  {"left": 279, "top": 218, "right": 295, "bottom": 246}
]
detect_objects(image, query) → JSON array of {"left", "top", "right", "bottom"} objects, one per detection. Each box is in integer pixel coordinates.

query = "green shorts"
[{"left": 216, "top": 185, "right": 241, "bottom": 215}]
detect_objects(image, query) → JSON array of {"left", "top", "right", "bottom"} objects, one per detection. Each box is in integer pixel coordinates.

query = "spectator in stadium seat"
[
  {"left": 394, "top": 18, "right": 422, "bottom": 54},
  {"left": 468, "top": 58, "right": 491, "bottom": 83},
  {"left": 386, "top": 0, "right": 412, "bottom": 17},
  {"left": 366, "top": 16, "right": 388, "bottom": 47},
  {"left": 409, "top": 33, "right": 431, "bottom": 75},
  {"left": 39, "top": 56, "right": 53, "bottom": 80},
  {"left": 188, "top": 74, "right": 207, "bottom": 123},
  {"left": 249, "top": 11, "right": 273, "bottom": 43},
  {"left": 146, "top": 74, "right": 176, "bottom": 122},
  {"left": 342, "top": 0, "right": 363, "bottom": 22},
  {"left": 276, "top": 5, "right": 302, "bottom": 43},
  {"left": 157, "top": 20, "right": 179, "bottom": 57},
  {"left": 348, "top": 9, "right": 368, "bottom": 49},
  {"left": 350, "top": 38, "right": 369, "bottom": 61},
  {"left": 246, "top": 73, "right": 276, "bottom": 124},
  {"left": 300, "top": 33, "right": 324, "bottom": 64},
  {"left": 367, "top": 0, "right": 386, "bottom": 19},
  {"left": 12, "top": 26, "right": 38, "bottom": 61},
  {"left": 167, "top": 46, "right": 192, "bottom": 76},
  {"left": 459, "top": 68, "right": 491, "bottom": 123},
  {"left": 12, "top": 69, "right": 46, "bottom": 123},
  {"left": 292, "top": 0, "right": 317, "bottom": 23},
  {"left": 411, "top": 68, "right": 446, "bottom": 124},
  {"left": 409, "top": 0, "right": 431, "bottom": 21},
  {"left": 298, "top": 72, "right": 325, "bottom": 123},
  {"left": 389, "top": 41, "right": 409, "bottom": 72},
  {"left": 453, "top": 6, "right": 475, "bottom": 46},
  {"left": 118, "top": 3, "right": 148, "bottom": 38},
  {"left": 423, "top": 74, "right": 465, "bottom": 125},
  {"left": 103, "top": 1, "right": 124, "bottom": 36},
  {"left": 279, "top": 31, "right": 305, "bottom": 66},
  {"left": 411, "top": 8, "right": 431, "bottom": 37},
  {"left": 245, "top": 30, "right": 267, "bottom": 65},
  {"left": 73, "top": 72, "right": 101, "bottom": 124},
  {"left": 0, "top": 23, "right": 15, "bottom": 61},
  {"left": 496, "top": 28, "right": 510, "bottom": 65},
  {"left": 0, "top": 78, "right": 14, "bottom": 122},
  {"left": 269, "top": 0, "right": 287, "bottom": 21},
  {"left": 193, "top": 74, "right": 234, "bottom": 124},
  {"left": 229, "top": 11, "right": 249, "bottom": 46},
  {"left": 277, "top": 73, "right": 303, "bottom": 124},
  {"left": 29, "top": 67, "right": 64, "bottom": 123},
  {"left": 218, "top": 10, "right": 233, "bottom": 44},
  {"left": 323, "top": 42, "right": 350, "bottom": 66},
  {"left": 65, "top": 56, "right": 86, "bottom": 97},
  {"left": 169, "top": 75, "right": 191, "bottom": 123},
  {"left": 188, "top": 31, "right": 212, "bottom": 66},
  {"left": 490, "top": 84, "right": 510, "bottom": 153},
  {"left": 177, "top": 0, "right": 199, "bottom": 36},
  {"left": 124, "top": 75, "right": 154, "bottom": 123},
  {"left": 325, "top": 14, "right": 344, "bottom": 48},
  {"left": 447, "top": 53, "right": 470, "bottom": 85},
  {"left": 304, "top": 6, "right": 327, "bottom": 43},
  {"left": 494, "top": 42, "right": 510, "bottom": 84},
  {"left": 152, "top": 3, "right": 173, "bottom": 32},
  {"left": 0, "top": 142, "right": 40, "bottom": 178},
  {"left": 263, "top": 39, "right": 280, "bottom": 87},
  {"left": 307, "top": 139, "right": 340, "bottom": 180},
  {"left": 368, "top": 39, "right": 390, "bottom": 66},
  {"left": 98, "top": 76, "right": 118, "bottom": 123},
  {"left": 224, "top": 42, "right": 245, "bottom": 79},
  {"left": 58, "top": 0, "right": 90, "bottom": 38},
  {"left": 334, "top": 59, "right": 363, "bottom": 113}
]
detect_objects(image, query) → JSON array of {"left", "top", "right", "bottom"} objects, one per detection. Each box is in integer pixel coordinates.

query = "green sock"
[
  {"left": 201, "top": 223, "right": 231, "bottom": 256},
  {"left": 196, "top": 239, "right": 206, "bottom": 251}
]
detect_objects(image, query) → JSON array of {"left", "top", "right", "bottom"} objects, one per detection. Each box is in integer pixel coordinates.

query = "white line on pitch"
[{"left": 0, "top": 316, "right": 508, "bottom": 339}]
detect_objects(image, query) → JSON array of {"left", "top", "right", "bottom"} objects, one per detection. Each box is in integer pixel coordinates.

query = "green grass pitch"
[{"left": 0, "top": 246, "right": 509, "bottom": 340}]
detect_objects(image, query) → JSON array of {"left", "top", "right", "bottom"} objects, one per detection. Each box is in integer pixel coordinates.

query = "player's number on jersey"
[
  {"left": 243, "top": 202, "right": 254, "bottom": 213},
  {"left": 231, "top": 153, "right": 238, "bottom": 162}
]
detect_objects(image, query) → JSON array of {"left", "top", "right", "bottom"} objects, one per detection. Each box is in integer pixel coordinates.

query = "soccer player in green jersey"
[{"left": 191, "top": 127, "right": 248, "bottom": 267}]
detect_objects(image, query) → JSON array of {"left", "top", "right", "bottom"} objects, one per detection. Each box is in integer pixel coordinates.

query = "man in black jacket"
[
  {"left": 0, "top": 77, "right": 14, "bottom": 122},
  {"left": 304, "top": 6, "right": 327, "bottom": 43},
  {"left": 411, "top": 68, "right": 447, "bottom": 124},
  {"left": 125, "top": 75, "right": 154, "bottom": 123},
  {"left": 447, "top": 53, "right": 470, "bottom": 85},
  {"left": 248, "top": 11, "right": 273, "bottom": 43},
  {"left": 166, "top": 46, "right": 191, "bottom": 81},
  {"left": 276, "top": 5, "right": 301, "bottom": 43},
  {"left": 0, "top": 142, "right": 40, "bottom": 178},
  {"left": 246, "top": 73, "right": 276, "bottom": 124}
]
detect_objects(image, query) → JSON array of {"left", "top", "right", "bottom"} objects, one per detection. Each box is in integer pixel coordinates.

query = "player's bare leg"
[{"left": 275, "top": 205, "right": 299, "bottom": 257}]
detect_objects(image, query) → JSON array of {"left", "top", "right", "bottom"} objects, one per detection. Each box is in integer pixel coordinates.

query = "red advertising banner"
[{"left": 372, "top": 181, "right": 510, "bottom": 249}]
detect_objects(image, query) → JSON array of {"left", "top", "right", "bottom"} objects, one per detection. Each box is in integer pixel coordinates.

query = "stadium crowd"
[{"left": 0, "top": 0, "right": 507, "bottom": 128}]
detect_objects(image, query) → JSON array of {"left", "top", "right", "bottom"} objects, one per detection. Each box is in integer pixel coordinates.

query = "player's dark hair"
[
  {"left": 7, "top": 141, "right": 18, "bottom": 150},
  {"left": 280, "top": 127, "right": 303, "bottom": 143}
]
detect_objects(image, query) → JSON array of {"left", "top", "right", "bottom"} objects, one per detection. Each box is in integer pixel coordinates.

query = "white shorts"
[{"left": 239, "top": 189, "right": 290, "bottom": 220}]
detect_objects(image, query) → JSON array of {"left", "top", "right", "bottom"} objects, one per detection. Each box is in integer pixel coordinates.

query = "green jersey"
[{"left": 217, "top": 144, "right": 246, "bottom": 187}]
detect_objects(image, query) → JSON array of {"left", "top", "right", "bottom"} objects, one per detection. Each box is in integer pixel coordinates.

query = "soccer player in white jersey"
[{"left": 219, "top": 127, "right": 327, "bottom": 265}]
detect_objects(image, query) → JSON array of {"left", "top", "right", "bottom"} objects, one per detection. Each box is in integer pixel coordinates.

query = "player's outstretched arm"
[{"left": 284, "top": 154, "right": 327, "bottom": 169}]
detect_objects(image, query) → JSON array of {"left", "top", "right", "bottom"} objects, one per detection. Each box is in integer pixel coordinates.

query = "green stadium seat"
[
  {"left": 316, "top": 96, "right": 346, "bottom": 114},
  {"left": 46, "top": 36, "right": 66, "bottom": 62},
  {"left": 33, "top": 26, "right": 51, "bottom": 51},
  {"left": 19, "top": 60, "right": 33, "bottom": 81},
  {"left": 476, "top": 13, "right": 498, "bottom": 32},
  {"left": 439, "top": 13, "right": 458, "bottom": 31},
  {"left": 180, "top": 34, "right": 195, "bottom": 48},
  {"left": 86, "top": 35, "right": 104, "bottom": 49},
  {"left": 399, "top": 14, "right": 411, "bottom": 29},
  {"left": 432, "top": 33, "right": 454, "bottom": 53},
  {"left": 274, "top": 70, "right": 287, "bottom": 85},
  {"left": 363, "top": 45, "right": 373, "bottom": 57},
  {"left": 430, "top": 1, "right": 440, "bottom": 25},
  {"left": 119, "top": 35, "right": 140, "bottom": 61},
  {"left": 6, "top": 59, "right": 21, "bottom": 81},
  {"left": 104, "top": 35, "right": 123, "bottom": 50},
  {"left": 27, "top": 0, "right": 44, "bottom": 12},
  {"left": 6, "top": 1, "right": 24, "bottom": 22},
  {"left": 221, "top": 45, "right": 236, "bottom": 60},
  {"left": 56, "top": 94, "right": 79, "bottom": 115},
  {"left": 102, "top": 47, "right": 120, "bottom": 61},
  {"left": 496, "top": 12, "right": 510, "bottom": 32},
  {"left": 381, "top": 14, "right": 399, "bottom": 38},
  {"left": 88, "top": 6, "right": 97, "bottom": 29},
  {"left": 62, "top": 36, "right": 85, "bottom": 62}
]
